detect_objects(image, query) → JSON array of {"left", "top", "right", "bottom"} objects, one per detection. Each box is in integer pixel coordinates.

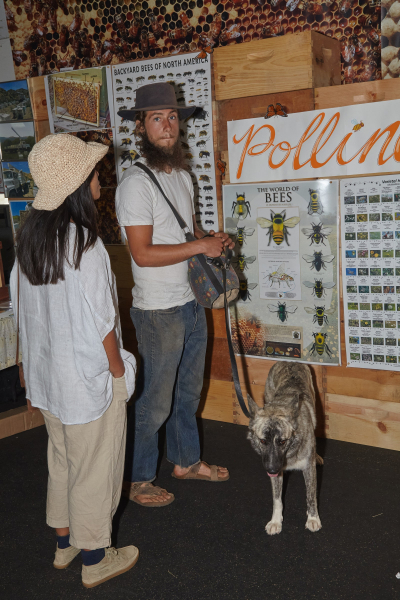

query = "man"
[{"left": 115, "top": 83, "right": 233, "bottom": 506}]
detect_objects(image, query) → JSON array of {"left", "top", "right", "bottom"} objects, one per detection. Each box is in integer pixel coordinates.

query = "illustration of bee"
[
  {"left": 310, "top": 332, "right": 332, "bottom": 358},
  {"left": 302, "top": 222, "right": 332, "bottom": 246},
  {"left": 185, "top": 152, "right": 193, "bottom": 159},
  {"left": 116, "top": 79, "right": 122, "bottom": 84},
  {"left": 136, "top": 76, "right": 145, "bottom": 82},
  {"left": 119, "top": 126, "right": 129, "bottom": 134},
  {"left": 231, "top": 193, "right": 251, "bottom": 220},
  {"left": 257, "top": 210, "right": 301, "bottom": 246},
  {"left": 121, "top": 150, "right": 140, "bottom": 165},
  {"left": 199, "top": 175, "right": 210, "bottom": 182},
  {"left": 304, "top": 306, "right": 335, "bottom": 326},
  {"left": 239, "top": 281, "right": 258, "bottom": 302},
  {"left": 265, "top": 264, "right": 294, "bottom": 289},
  {"left": 352, "top": 120, "right": 364, "bottom": 132},
  {"left": 199, "top": 150, "right": 210, "bottom": 158},
  {"left": 225, "top": 225, "right": 255, "bottom": 247},
  {"left": 268, "top": 302, "right": 298, "bottom": 323},
  {"left": 121, "top": 138, "right": 132, "bottom": 146},
  {"left": 233, "top": 255, "right": 256, "bottom": 272},
  {"left": 302, "top": 251, "right": 334, "bottom": 272},
  {"left": 303, "top": 279, "right": 336, "bottom": 298},
  {"left": 308, "top": 189, "right": 323, "bottom": 215}
]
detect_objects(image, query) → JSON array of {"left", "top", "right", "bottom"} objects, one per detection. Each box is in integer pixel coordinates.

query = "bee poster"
[
  {"left": 223, "top": 180, "right": 340, "bottom": 366},
  {"left": 111, "top": 53, "right": 218, "bottom": 232},
  {"left": 341, "top": 175, "right": 400, "bottom": 371}
]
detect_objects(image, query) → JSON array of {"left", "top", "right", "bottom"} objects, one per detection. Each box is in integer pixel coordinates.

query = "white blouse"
[{"left": 10, "top": 225, "right": 136, "bottom": 425}]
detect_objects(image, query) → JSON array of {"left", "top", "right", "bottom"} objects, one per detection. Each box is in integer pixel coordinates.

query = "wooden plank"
[
  {"left": 214, "top": 32, "right": 339, "bottom": 101},
  {"left": 0, "top": 406, "right": 45, "bottom": 440},
  {"left": 197, "top": 379, "right": 235, "bottom": 423},
  {"left": 205, "top": 308, "right": 227, "bottom": 339},
  {"left": 217, "top": 89, "right": 315, "bottom": 152},
  {"left": 315, "top": 78, "right": 400, "bottom": 110},
  {"left": 34, "top": 119, "right": 50, "bottom": 142},
  {"left": 325, "top": 366, "right": 400, "bottom": 403},
  {"left": 326, "top": 393, "right": 400, "bottom": 451},
  {"left": 204, "top": 337, "right": 232, "bottom": 382},
  {"left": 27, "top": 76, "right": 48, "bottom": 121}
]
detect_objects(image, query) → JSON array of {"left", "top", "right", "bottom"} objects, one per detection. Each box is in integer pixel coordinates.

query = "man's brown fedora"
[{"left": 117, "top": 82, "right": 196, "bottom": 122}]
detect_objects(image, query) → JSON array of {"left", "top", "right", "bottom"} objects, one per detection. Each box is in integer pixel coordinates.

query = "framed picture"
[
  {"left": 0, "top": 80, "right": 33, "bottom": 123},
  {"left": 0, "top": 121, "right": 35, "bottom": 161},
  {"left": 8, "top": 199, "right": 34, "bottom": 234},
  {"left": 1, "top": 161, "right": 36, "bottom": 198}
]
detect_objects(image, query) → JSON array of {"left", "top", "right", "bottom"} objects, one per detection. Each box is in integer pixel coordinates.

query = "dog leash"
[{"left": 134, "top": 161, "right": 250, "bottom": 418}]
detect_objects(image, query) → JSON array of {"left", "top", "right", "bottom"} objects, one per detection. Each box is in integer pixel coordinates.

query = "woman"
[{"left": 10, "top": 134, "right": 138, "bottom": 589}]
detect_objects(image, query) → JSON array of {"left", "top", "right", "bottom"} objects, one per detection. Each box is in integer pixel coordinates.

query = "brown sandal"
[
  {"left": 122, "top": 481, "right": 175, "bottom": 507},
  {"left": 171, "top": 461, "right": 230, "bottom": 482}
]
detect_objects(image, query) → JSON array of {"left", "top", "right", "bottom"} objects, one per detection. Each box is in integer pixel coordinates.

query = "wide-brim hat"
[
  {"left": 117, "top": 82, "right": 196, "bottom": 122},
  {"left": 30, "top": 134, "right": 108, "bottom": 211}
]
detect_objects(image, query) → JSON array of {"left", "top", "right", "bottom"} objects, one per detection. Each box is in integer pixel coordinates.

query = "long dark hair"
[{"left": 16, "top": 169, "right": 98, "bottom": 285}]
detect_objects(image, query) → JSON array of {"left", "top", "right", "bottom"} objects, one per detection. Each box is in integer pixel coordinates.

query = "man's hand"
[
  {"left": 199, "top": 235, "right": 225, "bottom": 258},
  {"left": 209, "top": 230, "right": 235, "bottom": 250}
]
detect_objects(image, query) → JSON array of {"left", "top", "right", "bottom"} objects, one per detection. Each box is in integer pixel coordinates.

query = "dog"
[{"left": 247, "top": 361, "right": 323, "bottom": 535}]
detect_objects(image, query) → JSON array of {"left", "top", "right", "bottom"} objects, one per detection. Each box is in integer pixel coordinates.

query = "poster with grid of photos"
[
  {"left": 111, "top": 53, "right": 217, "bottom": 232},
  {"left": 341, "top": 176, "right": 400, "bottom": 370}
]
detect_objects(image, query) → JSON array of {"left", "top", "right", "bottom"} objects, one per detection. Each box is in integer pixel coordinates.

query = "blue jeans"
[{"left": 125, "top": 299, "right": 208, "bottom": 482}]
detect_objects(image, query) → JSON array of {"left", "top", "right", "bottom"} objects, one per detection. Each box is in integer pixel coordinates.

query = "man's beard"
[{"left": 137, "top": 129, "right": 188, "bottom": 172}]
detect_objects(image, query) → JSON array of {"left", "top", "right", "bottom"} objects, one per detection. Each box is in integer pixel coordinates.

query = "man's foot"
[
  {"left": 82, "top": 546, "right": 139, "bottom": 588},
  {"left": 122, "top": 481, "right": 175, "bottom": 506},
  {"left": 172, "top": 461, "right": 229, "bottom": 482}
]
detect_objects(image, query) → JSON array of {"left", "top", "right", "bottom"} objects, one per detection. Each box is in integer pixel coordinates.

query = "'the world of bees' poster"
[
  {"left": 223, "top": 180, "right": 340, "bottom": 366},
  {"left": 341, "top": 175, "right": 400, "bottom": 371}
]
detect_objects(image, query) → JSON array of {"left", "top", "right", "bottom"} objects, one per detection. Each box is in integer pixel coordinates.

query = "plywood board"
[
  {"left": 197, "top": 379, "right": 236, "bottom": 423},
  {"left": 27, "top": 76, "right": 49, "bottom": 122},
  {"left": 326, "top": 393, "right": 400, "bottom": 451}
]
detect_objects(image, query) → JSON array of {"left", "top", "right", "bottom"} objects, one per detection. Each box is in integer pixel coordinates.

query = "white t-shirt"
[
  {"left": 115, "top": 161, "right": 196, "bottom": 310},
  {"left": 10, "top": 225, "right": 136, "bottom": 425}
]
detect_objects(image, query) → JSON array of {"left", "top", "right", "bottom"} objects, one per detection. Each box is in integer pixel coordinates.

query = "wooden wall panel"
[{"left": 315, "top": 78, "right": 400, "bottom": 110}]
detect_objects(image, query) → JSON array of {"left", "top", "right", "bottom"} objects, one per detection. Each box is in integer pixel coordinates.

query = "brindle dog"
[{"left": 247, "top": 362, "right": 323, "bottom": 535}]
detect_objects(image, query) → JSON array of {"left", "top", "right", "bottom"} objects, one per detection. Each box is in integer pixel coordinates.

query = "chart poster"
[
  {"left": 111, "top": 54, "right": 218, "bottom": 232},
  {"left": 45, "top": 67, "right": 114, "bottom": 133},
  {"left": 341, "top": 176, "right": 400, "bottom": 370},
  {"left": 223, "top": 180, "right": 340, "bottom": 366}
]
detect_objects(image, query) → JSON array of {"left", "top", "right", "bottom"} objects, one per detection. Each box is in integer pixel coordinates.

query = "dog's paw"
[
  {"left": 265, "top": 520, "right": 282, "bottom": 535},
  {"left": 305, "top": 516, "right": 322, "bottom": 532}
]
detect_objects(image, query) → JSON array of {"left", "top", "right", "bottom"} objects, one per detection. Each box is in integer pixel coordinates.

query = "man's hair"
[
  {"left": 134, "top": 110, "right": 188, "bottom": 173},
  {"left": 16, "top": 169, "right": 98, "bottom": 285}
]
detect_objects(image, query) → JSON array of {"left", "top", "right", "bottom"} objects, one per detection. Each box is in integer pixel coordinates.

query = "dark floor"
[{"left": 1, "top": 419, "right": 400, "bottom": 600}]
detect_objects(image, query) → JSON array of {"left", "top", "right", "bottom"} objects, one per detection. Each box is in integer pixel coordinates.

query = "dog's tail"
[{"left": 316, "top": 454, "right": 324, "bottom": 466}]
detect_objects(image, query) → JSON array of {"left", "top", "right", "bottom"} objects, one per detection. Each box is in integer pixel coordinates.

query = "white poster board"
[
  {"left": 223, "top": 180, "right": 340, "bottom": 366},
  {"left": 111, "top": 53, "right": 218, "bottom": 232},
  {"left": 341, "top": 175, "right": 400, "bottom": 370}
]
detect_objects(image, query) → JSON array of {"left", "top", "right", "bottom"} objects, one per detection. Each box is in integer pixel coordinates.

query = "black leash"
[{"left": 134, "top": 161, "right": 250, "bottom": 419}]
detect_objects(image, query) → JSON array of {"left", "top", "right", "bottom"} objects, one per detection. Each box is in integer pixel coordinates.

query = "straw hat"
[
  {"left": 117, "top": 82, "right": 196, "bottom": 122},
  {"left": 29, "top": 134, "right": 108, "bottom": 211}
]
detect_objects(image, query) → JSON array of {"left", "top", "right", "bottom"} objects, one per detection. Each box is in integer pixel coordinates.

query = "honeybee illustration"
[
  {"left": 304, "top": 305, "right": 335, "bottom": 326},
  {"left": 232, "top": 193, "right": 251, "bottom": 220},
  {"left": 307, "top": 189, "right": 323, "bottom": 215},
  {"left": 310, "top": 332, "right": 332, "bottom": 358},
  {"left": 265, "top": 264, "right": 294, "bottom": 289},
  {"left": 352, "top": 119, "right": 364, "bottom": 132},
  {"left": 302, "top": 222, "right": 332, "bottom": 246},
  {"left": 257, "top": 210, "right": 300, "bottom": 246}
]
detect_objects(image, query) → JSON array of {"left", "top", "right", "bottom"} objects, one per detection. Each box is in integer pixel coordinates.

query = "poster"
[
  {"left": 341, "top": 175, "right": 400, "bottom": 370},
  {"left": 223, "top": 180, "right": 340, "bottom": 366},
  {"left": 227, "top": 99, "right": 400, "bottom": 184},
  {"left": 0, "top": 80, "right": 32, "bottom": 122},
  {"left": 45, "top": 67, "right": 114, "bottom": 133},
  {"left": 111, "top": 54, "right": 218, "bottom": 232}
]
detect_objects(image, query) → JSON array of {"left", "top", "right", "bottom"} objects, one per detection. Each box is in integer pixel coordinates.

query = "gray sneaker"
[
  {"left": 53, "top": 544, "right": 81, "bottom": 569},
  {"left": 82, "top": 546, "right": 139, "bottom": 588}
]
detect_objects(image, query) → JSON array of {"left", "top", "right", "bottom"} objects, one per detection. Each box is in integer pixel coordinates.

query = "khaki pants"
[{"left": 40, "top": 376, "right": 128, "bottom": 550}]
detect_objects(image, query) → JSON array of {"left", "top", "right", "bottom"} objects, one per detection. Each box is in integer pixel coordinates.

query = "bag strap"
[
  {"left": 222, "top": 269, "right": 250, "bottom": 419},
  {"left": 135, "top": 161, "right": 224, "bottom": 296},
  {"left": 135, "top": 162, "right": 250, "bottom": 417},
  {"left": 15, "top": 263, "right": 20, "bottom": 366}
]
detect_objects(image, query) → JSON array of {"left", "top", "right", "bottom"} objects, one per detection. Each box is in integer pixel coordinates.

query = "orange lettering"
[
  {"left": 335, "top": 123, "right": 400, "bottom": 165},
  {"left": 293, "top": 113, "right": 325, "bottom": 170},
  {"left": 268, "top": 141, "right": 292, "bottom": 169},
  {"left": 310, "top": 113, "right": 341, "bottom": 168},
  {"left": 233, "top": 124, "right": 274, "bottom": 179}
]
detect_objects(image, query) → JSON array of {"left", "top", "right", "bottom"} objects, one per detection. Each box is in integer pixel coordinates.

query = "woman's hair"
[{"left": 16, "top": 169, "right": 98, "bottom": 285}]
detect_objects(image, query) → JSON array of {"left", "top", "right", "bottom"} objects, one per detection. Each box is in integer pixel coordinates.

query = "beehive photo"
[{"left": 46, "top": 66, "right": 113, "bottom": 132}]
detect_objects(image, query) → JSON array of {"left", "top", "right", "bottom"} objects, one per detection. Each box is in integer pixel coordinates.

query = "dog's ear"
[{"left": 247, "top": 394, "right": 259, "bottom": 418}]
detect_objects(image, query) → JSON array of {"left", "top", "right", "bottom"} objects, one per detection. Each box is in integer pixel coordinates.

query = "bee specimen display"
[{"left": 256, "top": 210, "right": 301, "bottom": 246}]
